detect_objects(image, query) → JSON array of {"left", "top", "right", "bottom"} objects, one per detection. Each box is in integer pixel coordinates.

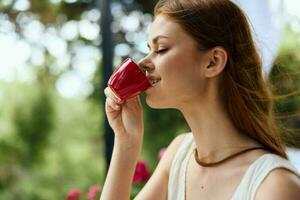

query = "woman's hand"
[
  {"left": 104, "top": 87, "right": 144, "bottom": 150},
  {"left": 101, "top": 87, "right": 145, "bottom": 200}
]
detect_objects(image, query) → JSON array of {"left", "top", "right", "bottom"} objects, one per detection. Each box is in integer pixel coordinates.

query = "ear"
[{"left": 204, "top": 46, "right": 228, "bottom": 78}]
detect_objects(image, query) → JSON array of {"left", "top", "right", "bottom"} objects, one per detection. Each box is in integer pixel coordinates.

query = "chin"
[{"left": 145, "top": 98, "right": 161, "bottom": 109}]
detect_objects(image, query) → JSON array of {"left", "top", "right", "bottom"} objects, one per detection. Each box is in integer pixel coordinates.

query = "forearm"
[{"left": 100, "top": 139, "right": 141, "bottom": 200}]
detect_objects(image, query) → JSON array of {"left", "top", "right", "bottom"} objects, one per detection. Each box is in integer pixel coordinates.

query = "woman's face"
[{"left": 140, "top": 14, "right": 211, "bottom": 109}]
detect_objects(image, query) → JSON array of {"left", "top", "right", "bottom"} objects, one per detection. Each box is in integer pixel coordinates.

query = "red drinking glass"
[{"left": 108, "top": 58, "right": 151, "bottom": 101}]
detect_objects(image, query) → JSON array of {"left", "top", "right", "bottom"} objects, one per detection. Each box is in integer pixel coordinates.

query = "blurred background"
[{"left": 0, "top": 0, "right": 299, "bottom": 199}]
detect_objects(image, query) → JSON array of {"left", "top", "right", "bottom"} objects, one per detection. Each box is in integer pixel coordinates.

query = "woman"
[{"left": 101, "top": 0, "right": 300, "bottom": 199}]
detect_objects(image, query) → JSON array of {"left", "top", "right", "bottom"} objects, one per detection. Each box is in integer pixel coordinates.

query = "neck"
[{"left": 178, "top": 94, "right": 258, "bottom": 163}]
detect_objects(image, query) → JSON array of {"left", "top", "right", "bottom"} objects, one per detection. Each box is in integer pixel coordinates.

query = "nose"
[{"left": 138, "top": 56, "right": 155, "bottom": 75}]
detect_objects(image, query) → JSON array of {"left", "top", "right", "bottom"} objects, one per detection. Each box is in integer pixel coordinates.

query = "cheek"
[
  {"left": 156, "top": 48, "right": 205, "bottom": 93},
  {"left": 164, "top": 65, "right": 206, "bottom": 99},
  {"left": 160, "top": 60, "right": 197, "bottom": 87}
]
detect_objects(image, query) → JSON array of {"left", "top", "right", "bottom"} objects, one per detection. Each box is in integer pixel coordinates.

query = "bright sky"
[{"left": 0, "top": 0, "right": 300, "bottom": 99}]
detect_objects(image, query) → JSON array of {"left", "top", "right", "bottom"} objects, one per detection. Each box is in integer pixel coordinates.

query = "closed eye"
[{"left": 155, "top": 49, "right": 168, "bottom": 54}]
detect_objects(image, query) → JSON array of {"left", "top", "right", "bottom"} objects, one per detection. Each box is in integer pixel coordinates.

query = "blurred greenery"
[
  {"left": 0, "top": 0, "right": 299, "bottom": 199},
  {"left": 270, "top": 25, "right": 300, "bottom": 147},
  {"left": 0, "top": 81, "right": 104, "bottom": 199}
]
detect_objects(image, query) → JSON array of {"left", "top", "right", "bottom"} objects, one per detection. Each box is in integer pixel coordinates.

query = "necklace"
[
  {"left": 194, "top": 146, "right": 266, "bottom": 167},
  {"left": 184, "top": 146, "right": 266, "bottom": 199}
]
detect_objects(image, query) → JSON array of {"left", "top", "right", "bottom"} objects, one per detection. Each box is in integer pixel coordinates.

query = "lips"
[{"left": 147, "top": 75, "right": 161, "bottom": 86}]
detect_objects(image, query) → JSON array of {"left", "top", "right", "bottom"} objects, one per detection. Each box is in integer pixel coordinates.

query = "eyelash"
[{"left": 154, "top": 49, "right": 168, "bottom": 54}]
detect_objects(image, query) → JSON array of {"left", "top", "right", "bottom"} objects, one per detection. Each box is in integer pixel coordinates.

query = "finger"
[
  {"left": 106, "top": 97, "right": 121, "bottom": 111},
  {"left": 127, "top": 95, "right": 141, "bottom": 106},
  {"left": 105, "top": 99, "right": 116, "bottom": 113},
  {"left": 104, "top": 87, "right": 123, "bottom": 104}
]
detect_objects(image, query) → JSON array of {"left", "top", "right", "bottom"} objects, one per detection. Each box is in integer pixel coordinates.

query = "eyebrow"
[{"left": 147, "top": 35, "right": 169, "bottom": 49}]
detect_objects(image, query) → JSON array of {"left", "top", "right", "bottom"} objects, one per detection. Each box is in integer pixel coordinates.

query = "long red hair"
[{"left": 155, "top": 0, "right": 288, "bottom": 158}]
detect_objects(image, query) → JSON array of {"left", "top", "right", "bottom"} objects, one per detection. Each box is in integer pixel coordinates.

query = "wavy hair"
[{"left": 154, "top": 0, "right": 288, "bottom": 158}]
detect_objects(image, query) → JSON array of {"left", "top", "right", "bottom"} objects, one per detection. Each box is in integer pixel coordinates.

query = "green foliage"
[
  {"left": 0, "top": 83, "right": 54, "bottom": 193},
  {"left": 269, "top": 25, "right": 300, "bottom": 147},
  {"left": 13, "top": 87, "right": 54, "bottom": 166},
  {"left": 89, "top": 61, "right": 104, "bottom": 103},
  {"left": 0, "top": 0, "right": 299, "bottom": 199},
  {"left": 131, "top": 183, "right": 144, "bottom": 199},
  {"left": 0, "top": 0, "right": 91, "bottom": 23},
  {"left": 0, "top": 82, "right": 105, "bottom": 199}
]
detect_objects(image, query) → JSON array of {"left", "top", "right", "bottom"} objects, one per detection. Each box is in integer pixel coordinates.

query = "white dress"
[{"left": 167, "top": 133, "right": 299, "bottom": 200}]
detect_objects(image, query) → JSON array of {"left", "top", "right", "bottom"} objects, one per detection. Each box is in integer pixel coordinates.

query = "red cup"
[{"left": 108, "top": 58, "right": 151, "bottom": 101}]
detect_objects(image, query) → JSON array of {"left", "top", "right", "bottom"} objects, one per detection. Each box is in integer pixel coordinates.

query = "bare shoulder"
[
  {"left": 134, "top": 133, "right": 188, "bottom": 200},
  {"left": 255, "top": 168, "right": 300, "bottom": 200},
  {"left": 147, "top": 132, "right": 188, "bottom": 175},
  {"left": 161, "top": 133, "right": 189, "bottom": 174}
]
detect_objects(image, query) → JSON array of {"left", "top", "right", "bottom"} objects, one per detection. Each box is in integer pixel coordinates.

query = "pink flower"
[
  {"left": 133, "top": 160, "right": 151, "bottom": 184},
  {"left": 87, "top": 185, "right": 102, "bottom": 200},
  {"left": 66, "top": 188, "right": 81, "bottom": 200},
  {"left": 158, "top": 147, "right": 167, "bottom": 160}
]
